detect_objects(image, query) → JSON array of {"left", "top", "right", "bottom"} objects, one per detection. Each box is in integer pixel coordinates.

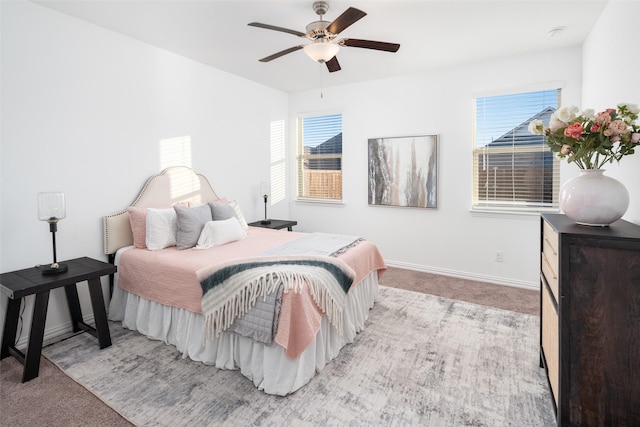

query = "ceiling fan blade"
[
  {"left": 326, "top": 56, "right": 341, "bottom": 73},
  {"left": 327, "top": 7, "right": 367, "bottom": 35},
  {"left": 259, "top": 46, "right": 304, "bottom": 62},
  {"left": 248, "top": 22, "right": 306, "bottom": 38},
  {"left": 341, "top": 39, "right": 400, "bottom": 52}
]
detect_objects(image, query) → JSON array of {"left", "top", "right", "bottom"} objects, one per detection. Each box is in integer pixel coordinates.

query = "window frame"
[
  {"left": 471, "top": 86, "right": 561, "bottom": 214},
  {"left": 295, "top": 111, "right": 343, "bottom": 203}
]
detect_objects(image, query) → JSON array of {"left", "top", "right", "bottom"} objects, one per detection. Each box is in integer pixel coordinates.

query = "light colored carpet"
[{"left": 41, "top": 286, "right": 555, "bottom": 426}]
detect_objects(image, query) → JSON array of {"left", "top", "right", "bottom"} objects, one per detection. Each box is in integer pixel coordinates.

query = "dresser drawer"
[
  {"left": 542, "top": 220, "right": 559, "bottom": 301},
  {"left": 541, "top": 252, "right": 559, "bottom": 302},
  {"left": 541, "top": 282, "right": 559, "bottom": 408},
  {"left": 542, "top": 220, "right": 559, "bottom": 268}
]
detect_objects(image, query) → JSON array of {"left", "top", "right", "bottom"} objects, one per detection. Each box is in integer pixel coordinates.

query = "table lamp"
[
  {"left": 260, "top": 182, "right": 271, "bottom": 225},
  {"left": 38, "top": 192, "right": 68, "bottom": 275}
]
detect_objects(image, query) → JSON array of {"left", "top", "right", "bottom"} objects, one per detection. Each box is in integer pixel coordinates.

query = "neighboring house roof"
[
  {"left": 488, "top": 107, "right": 555, "bottom": 147},
  {"left": 305, "top": 132, "right": 342, "bottom": 170},
  {"left": 310, "top": 133, "right": 342, "bottom": 154}
]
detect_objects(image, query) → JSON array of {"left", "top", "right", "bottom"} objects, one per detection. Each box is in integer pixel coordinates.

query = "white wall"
[
  {"left": 581, "top": 0, "right": 640, "bottom": 225},
  {"left": 0, "top": 1, "right": 288, "bottom": 342},
  {"left": 289, "top": 48, "right": 583, "bottom": 289}
]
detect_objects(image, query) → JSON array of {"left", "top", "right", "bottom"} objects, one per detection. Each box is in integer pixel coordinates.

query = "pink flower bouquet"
[{"left": 529, "top": 103, "right": 640, "bottom": 169}]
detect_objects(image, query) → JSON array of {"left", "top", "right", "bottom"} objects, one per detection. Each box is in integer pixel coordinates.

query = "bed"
[{"left": 104, "top": 166, "right": 386, "bottom": 396}]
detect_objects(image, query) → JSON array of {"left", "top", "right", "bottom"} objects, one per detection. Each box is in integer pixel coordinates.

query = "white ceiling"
[{"left": 34, "top": 0, "right": 608, "bottom": 93}]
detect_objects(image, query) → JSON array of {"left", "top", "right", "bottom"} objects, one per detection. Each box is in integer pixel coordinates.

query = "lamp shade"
[
  {"left": 303, "top": 42, "right": 340, "bottom": 63},
  {"left": 38, "top": 192, "right": 66, "bottom": 221},
  {"left": 260, "top": 182, "right": 271, "bottom": 197}
]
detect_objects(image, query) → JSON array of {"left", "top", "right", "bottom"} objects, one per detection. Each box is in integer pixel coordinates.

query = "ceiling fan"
[{"left": 248, "top": 1, "right": 400, "bottom": 73}]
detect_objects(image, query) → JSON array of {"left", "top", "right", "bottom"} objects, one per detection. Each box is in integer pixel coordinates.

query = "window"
[
  {"left": 296, "top": 113, "right": 343, "bottom": 201},
  {"left": 473, "top": 89, "right": 561, "bottom": 211}
]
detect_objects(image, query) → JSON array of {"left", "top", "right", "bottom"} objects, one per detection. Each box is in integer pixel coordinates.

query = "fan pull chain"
[{"left": 319, "top": 62, "right": 324, "bottom": 99}]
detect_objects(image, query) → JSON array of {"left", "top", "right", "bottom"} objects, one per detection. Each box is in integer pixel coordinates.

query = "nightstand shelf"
[{"left": 248, "top": 219, "right": 297, "bottom": 231}]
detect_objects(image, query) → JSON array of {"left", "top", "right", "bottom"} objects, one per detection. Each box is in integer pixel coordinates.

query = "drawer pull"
[
  {"left": 542, "top": 253, "right": 558, "bottom": 280},
  {"left": 544, "top": 237, "right": 558, "bottom": 255}
]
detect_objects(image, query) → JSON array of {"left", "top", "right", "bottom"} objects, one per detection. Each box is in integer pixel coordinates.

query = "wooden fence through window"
[{"left": 302, "top": 170, "right": 342, "bottom": 199}]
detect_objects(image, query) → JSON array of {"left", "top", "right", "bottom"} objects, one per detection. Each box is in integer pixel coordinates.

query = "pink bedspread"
[{"left": 117, "top": 227, "right": 386, "bottom": 358}]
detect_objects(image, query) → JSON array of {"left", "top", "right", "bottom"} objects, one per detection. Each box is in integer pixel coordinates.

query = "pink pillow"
[{"left": 127, "top": 207, "right": 147, "bottom": 249}]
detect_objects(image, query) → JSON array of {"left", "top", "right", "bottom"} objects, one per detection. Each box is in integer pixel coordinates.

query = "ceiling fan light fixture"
[
  {"left": 250, "top": 5, "right": 398, "bottom": 72},
  {"left": 303, "top": 42, "right": 340, "bottom": 63}
]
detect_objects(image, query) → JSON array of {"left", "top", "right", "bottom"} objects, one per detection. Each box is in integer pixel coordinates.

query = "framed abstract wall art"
[{"left": 368, "top": 134, "right": 438, "bottom": 208}]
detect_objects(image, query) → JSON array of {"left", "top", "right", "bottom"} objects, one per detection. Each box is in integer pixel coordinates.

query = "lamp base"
[
  {"left": 260, "top": 219, "right": 272, "bottom": 225},
  {"left": 41, "top": 262, "right": 68, "bottom": 275}
]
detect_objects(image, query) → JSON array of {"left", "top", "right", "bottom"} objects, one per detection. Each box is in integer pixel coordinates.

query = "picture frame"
[{"left": 368, "top": 134, "right": 438, "bottom": 208}]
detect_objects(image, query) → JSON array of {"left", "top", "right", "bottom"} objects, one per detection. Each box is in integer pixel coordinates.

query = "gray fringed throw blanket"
[
  {"left": 261, "top": 233, "right": 363, "bottom": 257},
  {"left": 197, "top": 233, "right": 361, "bottom": 341}
]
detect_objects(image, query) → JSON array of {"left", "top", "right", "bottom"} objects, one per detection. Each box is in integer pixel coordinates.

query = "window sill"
[
  {"left": 295, "top": 198, "right": 344, "bottom": 206},
  {"left": 470, "top": 207, "right": 560, "bottom": 220}
]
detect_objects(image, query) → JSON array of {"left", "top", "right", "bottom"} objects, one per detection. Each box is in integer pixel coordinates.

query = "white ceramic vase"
[{"left": 559, "top": 169, "right": 629, "bottom": 226}]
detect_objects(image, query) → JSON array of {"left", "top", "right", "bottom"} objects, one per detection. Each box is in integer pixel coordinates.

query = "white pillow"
[
  {"left": 196, "top": 218, "right": 245, "bottom": 249},
  {"left": 145, "top": 208, "right": 178, "bottom": 250}
]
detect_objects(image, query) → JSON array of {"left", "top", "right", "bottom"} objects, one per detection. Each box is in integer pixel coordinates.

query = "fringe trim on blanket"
[
  {"left": 201, "top": 263, "right": 350, "bottom": 340},
  {"left": 329, "top": 237, "right": 364, "bottom": 257}
]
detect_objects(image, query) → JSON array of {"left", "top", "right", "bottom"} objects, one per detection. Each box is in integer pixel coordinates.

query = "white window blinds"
[
  {"left": 473, "top": 89, "right": 561, "bottom": 210},
  {"left": 296, "top": 113, "right": 343, "bottom": 201}
]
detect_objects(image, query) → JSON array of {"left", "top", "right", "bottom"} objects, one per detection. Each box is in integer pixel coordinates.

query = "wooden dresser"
[{"left": 539, "top": 213, "right": 640, "bottom": 426}]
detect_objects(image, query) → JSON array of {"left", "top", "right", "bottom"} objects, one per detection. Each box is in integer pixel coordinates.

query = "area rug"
[{"left": 42, "top": 286, "right": 555, "bottom": 426}]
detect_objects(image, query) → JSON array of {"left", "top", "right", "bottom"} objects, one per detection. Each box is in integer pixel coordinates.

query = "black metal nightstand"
[
  {"left": 1, "top": 257, "right": 116, "bottom": 382},
  {"left": 248, "top": 219, "right": 297, "bottom": 231}
]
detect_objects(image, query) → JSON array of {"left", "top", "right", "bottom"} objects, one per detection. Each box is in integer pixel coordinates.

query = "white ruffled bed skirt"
[{"left": 108, "top": 270, "right": 379, "bottom": 396}]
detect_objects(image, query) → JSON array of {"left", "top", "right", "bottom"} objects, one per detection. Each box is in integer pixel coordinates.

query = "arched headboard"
[{"left": 103, "top": 166, "right": 219, "bottom": 255}]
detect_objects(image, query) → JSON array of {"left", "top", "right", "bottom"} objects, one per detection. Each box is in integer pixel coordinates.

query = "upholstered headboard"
[{"left": 103, "top": 166, "right": 219, "bottom": 255}]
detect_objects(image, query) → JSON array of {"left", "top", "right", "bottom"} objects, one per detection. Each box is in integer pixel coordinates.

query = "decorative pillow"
[
  {"left": 209, "top": 201, "right": 235, "bottom": 221},
  {"left": 196, "top": 218, "right": 245, "bottom": 249},
  {"left": 127, "top": 207, "right": 147, "bottom": 249},
  {"left": 208, "top": 200, "right": 248, "bottom": 233},
  {"left": 228, "top": 200, "right": 249, "bottom": 233},
  {"left": 145, "top": 208, "right": 178, "bottom": 250},
  {"left": 174, "top": 204, "right": 212, "bottom": 250}
]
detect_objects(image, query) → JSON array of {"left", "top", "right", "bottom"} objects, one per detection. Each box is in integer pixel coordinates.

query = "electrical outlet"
[{"left": 494, "top": 251, "right": 504, "bottom": 262}]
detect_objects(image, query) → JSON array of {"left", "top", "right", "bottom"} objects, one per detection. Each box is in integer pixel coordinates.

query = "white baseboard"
[
  {"left": 384, "top": 260, "right": 539, "bottom": 291},
  {"left": 14, "top": 314, "right": 95, "bottom": 350}
]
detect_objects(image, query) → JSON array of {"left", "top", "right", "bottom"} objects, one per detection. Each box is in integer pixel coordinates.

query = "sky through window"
[
  {"left": 302, "top": 114, "right": 342, "bottom": 147},
  {"left": 475, "top": 89, "right": 558, "bottom": 147}
]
